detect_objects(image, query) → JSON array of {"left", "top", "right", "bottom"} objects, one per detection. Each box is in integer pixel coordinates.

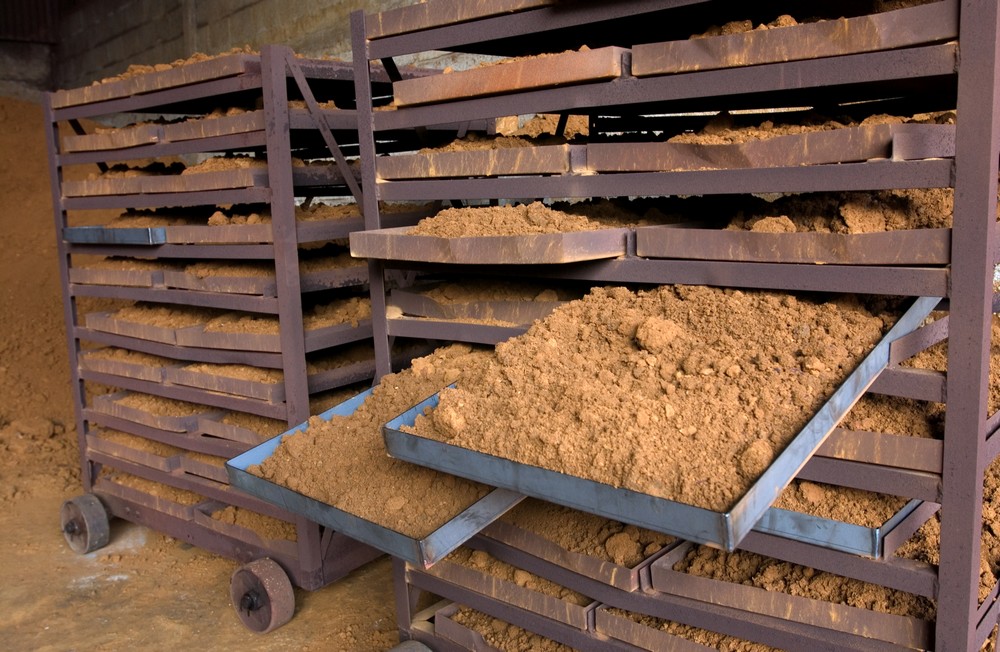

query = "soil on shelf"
[
  {"left": 108, "top": 303, "right": 219, "bottom": 328},
  {"left": 498, "top": 498, "right": 674, "bottom": 567},
  {"left": 445, "top": 546, "right": 590, "bottom": 606},
  {"left": 841, "top": 393, "right": 944, "bottom": 438},
  {"left": 450, "top": 606, "right": 573, "bottom": 652},
  {"left": 93, "top": 46, "right": 258, "bottom": 84},
  {"left": 77, "top": 257, "right": 175, "bottom": 272},
  {"left": 200, "top": 296, "right": 370, "bottom": 335},
  {"left": 774, "top": 480, "right": 906, "bottom": 527},
  {"left": 115, "top": 392, "right": 209, "bottom": 417},
  {"left": 673, "top": 544, "right": 935, "bottom": 620},
  {"left": 210, "top": 505, "right": 297, "bottom": 541},
  {"left": 103, "top": 469, "right": 203, "bottom": 506},
  {"left": 897, "top": 454, "right": 1000, "bottom": 602},
  {"left": 94, "top": 427, "right": 183, "bottom": 458},
  {"left": 605, "top": 607, "right": 779, "bottom": 651},
  {"left": 905, "top": 314, "right": 1000, "bottom": 414},
  {"left": 81, "top": 346, "right": 174, "bottom": 367},
  {"left": 407, "top": 201, "right": 621, "bottom": 237}
]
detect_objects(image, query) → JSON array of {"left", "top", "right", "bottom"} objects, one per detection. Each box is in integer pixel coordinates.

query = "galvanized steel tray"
[
  {"left": 383, "top": 296, "right": 940, "bottom": 551},
  {"left": 377, "top": 144, "right": 572, "bottom": 180},
  {"left": 69, "top": 265, "right": 167, "bottom": 288},
  {"left": 754, "top": 496, "right": 936, "bottom": 559},
  {"left": 78, "top": 348, "right": 175, "bottom": 383},
  {"left": 648, "top": 542, "right": 933, "bottom": 650},
  {"left": 589, "top": 123, "right": 954, "bottom": 173},
  {"left": 350, "top": 226, "right": 629, "bottom": 264},
  {"left": 421, "top": 552, "right": 598, "bottom": 630},
  {"left": 631, "top": 2, "right": 957, "bottom": 77},
  {"left": 366, "top": 0, "right": 555, "bottom": 39},
  {"left": 392, "top": 46, "right": 628, "bottom": 107},
  {"left": 594, "top": 606, "right": 715, "bottom": 652},
  {"left": 51, "top": 53, "right": 260, "bottom": 109},
  {"left": 389, "top": 286, "right": 566, "bottom": 324},
  {"left": 636, "top": 225, "right": 952, "bottom": 266},
  {"left": 227, "top": 389, "right": 525, "bottom": 567},
  {"left": 62, "top": 165, "right": 349, "bottom": 198},
  {"left": 64, "top": 225, "right": 170, "bottom": 245}
]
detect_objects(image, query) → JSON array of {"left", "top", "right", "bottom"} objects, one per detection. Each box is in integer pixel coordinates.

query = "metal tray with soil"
[
  {"left": 164, "top": 342, "right": 379, "bottom": 403},
  {"left": 68, "top": 259, "right": 171, "bottom": 288},
  {"left": 593, "top": 607, "right": 716, "bottom": 652},
  {"left": 419, "top": 546, "right": 598, "bottom": 631},
  {"left": 62, "top": 203, "right": 431, "bottom": 246},
  {"left": 391, "top": 46, "right": 628, "bottom": 107},
  {"left": 647, "top": 542, "right": 933, "bottom": 650},
  {"left": 90, "top": 391, "right": 220, "bottom": 433},
  {"left": 227, "top": 388, "right": 525, "bottom": 567},
  {"left": 350, "top": 225, "right": 628, "bottom": 264},
  {"left": 389, "top": 283, "right": 569, "bottom": 325},
  {"left": 161, "top": 257, "right": 367, "bottom": 297},
  {"left": 78, "top": 347, "right": 177, "bottom": 383},
  {"left": 636, "top": 224, "right": 951, "bottom": 266},
  {"left": 365, "top": 0, "right": 555, "bottom": 40},
  {"left": 631, "top": 2, "right": 957, "bottom": 77},
  {"left": 384, "top": 295, "right": 940, "bottom": 551},
  {"left": 377, "top": 143, "right": 573, "bottom": 180},
  {"left": 61, "top": 164, "right": 350, "bottom": 197},
  {"left": 50, "top": 52, "right": 261, "bottom": 109},
  {"left": 590, "top": 122, "right": 954, "bottom": 174}
]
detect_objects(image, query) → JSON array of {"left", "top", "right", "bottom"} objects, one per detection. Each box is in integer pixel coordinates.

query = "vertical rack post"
[
  {"left": 261, "top": 45, "right": 310, "bottom": 427},
  {"left": 352, "top": 10, "right": 394, "bottom": 380},
  {"left": 936, "top": 1, "right": 1000, "bottom": 648},
  {"left": 42, "top": 94, "right": 92, "bottom": 490}
]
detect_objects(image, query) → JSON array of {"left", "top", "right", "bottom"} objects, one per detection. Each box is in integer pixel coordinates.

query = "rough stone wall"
[
  {"left": 0, "top": 42, "right": 52, "bottom": 100},
  {"left": 54, "top": 0, "right": 418, "bottom": 90}
]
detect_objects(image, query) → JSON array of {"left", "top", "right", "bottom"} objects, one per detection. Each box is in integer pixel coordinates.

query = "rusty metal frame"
[
  {"left": 353, "top": 0, "right": 1000, "bottom": 648},
  {"left": 46, "top": 46, "right": 381, "bottom": 592}
]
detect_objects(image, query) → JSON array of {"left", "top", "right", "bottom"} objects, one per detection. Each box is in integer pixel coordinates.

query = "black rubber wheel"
[
  {"left": 60, "top": 494, "right": 111, "bottom": 554},
  {"left": 230, "top": 558, "right": 295, "bottom": 633}
]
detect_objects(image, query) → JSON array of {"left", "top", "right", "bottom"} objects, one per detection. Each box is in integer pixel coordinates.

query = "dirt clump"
[
  {"left": 775, "top": 480, "right": 906, "bottom": 527},
  {"left": 497, "top": 499, "right": 673, "bottom": 567}
]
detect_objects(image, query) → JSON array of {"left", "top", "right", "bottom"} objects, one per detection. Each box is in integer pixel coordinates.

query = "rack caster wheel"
[
  {"left": 60, "top": 494, "right": 110, "bottom": 554},
  {"left": 230, "top": 558, "right": 295, "bottom": 633}
]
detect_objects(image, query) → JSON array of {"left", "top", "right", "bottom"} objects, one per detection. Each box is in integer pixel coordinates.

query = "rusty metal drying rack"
[
  {"left": 348, "top": 0, "right": 1000, "bottom": 648},
  {"left": 44, "top": 45, "right": 413, "bottom": 632}
]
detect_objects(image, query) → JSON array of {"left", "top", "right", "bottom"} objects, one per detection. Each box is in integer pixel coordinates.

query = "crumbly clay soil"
[
  {"left": 450, "top": 607, "right": 574, "bottom": 652},
  {"left": 210, "top": 505, "right": 297, "bottom": 542},
  {"left": 410, "top": 285, "right": 889, "bottom": 512},
  {"left": 606, "top": 607, "right": 779, "bottom": 652},
  {"left": 250, "top": 344, "right": 495, "bottom": 539},
  {"left": 444, "top": 547, "right": 590, "bottom": 606},
  {"left": 496, "top": 498, "right": 674, "bottom": 568},
  {"left": 408, "top": 201, "right": 615, "bottom": 237}
]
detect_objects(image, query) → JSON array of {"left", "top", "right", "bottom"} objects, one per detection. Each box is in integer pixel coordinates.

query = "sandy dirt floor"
[{"left": 0, "top": 95, "right": 398, "bottom": 651}]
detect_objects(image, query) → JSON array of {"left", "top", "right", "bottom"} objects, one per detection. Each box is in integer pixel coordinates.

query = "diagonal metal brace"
[{"left": 281, "top": 46, "right": 365, "bottom": 205}]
